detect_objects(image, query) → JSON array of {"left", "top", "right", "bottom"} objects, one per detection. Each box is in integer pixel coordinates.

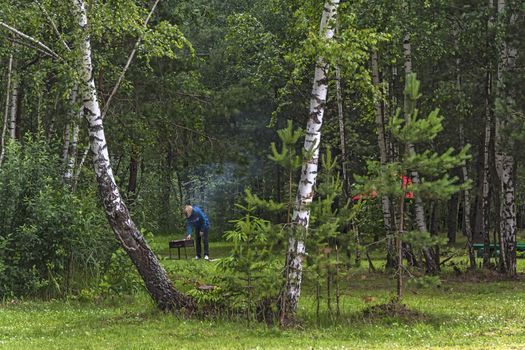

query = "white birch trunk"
[
  {"left": 61, "top": 123, "right": 71, "bottom": 168},
  {"left": 0, "top": 53, "right": 13, "bottom": 167},
  {"left": 282, "top": 0, "right": 339, "bottom": 322},
  {"left": 480, "top": 81, "right": 492, "bottom": 266},
  {"left": 8, "top": 60, "right": 18, "bottom": 140},
  {"left": 402, "top": 34, "right": 412, "bottom": 75},
  {"left": 64, "top": 122, "right": 80, "bottom": 182},
  {"left": 476, "top": 0, "right": 495, "bottom": 267},
  {"left": 459, "top": 122, "right": 476, "bottom": 269},
  {"left": 63, "top": 85, "right": 82, "bottom": 182},
  {"left": 72, "top": 0, "right": 192, "bottom": 309},
  {"left": 61, "top": 86, "right": 77, "bottom": 170},
  {"left": 495, "top": 0, "right": 517, "bottom": 275}
]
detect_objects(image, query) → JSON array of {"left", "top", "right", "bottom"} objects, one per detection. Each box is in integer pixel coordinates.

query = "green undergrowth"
[
  {"left": 1, "top": 275, "right": 525, "bottom": 349},
  {"left": 2, "top": 240, "right": 525, "bottom": 349}
]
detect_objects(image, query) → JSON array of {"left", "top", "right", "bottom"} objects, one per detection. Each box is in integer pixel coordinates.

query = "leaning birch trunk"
[
  {"left": 0, "top": 53, "right": 13, "bottom": 167},
  {"left": 494, "top": 0, "right": 517, "bottom": 276},
  {"left": 402, "top": 31, "right": 439, "bottom": 273},
  {"left": 281, "top": 0, "right": 339, "bottom": 324},
  {"left": 72, "top": 0, "right": 159, "bottom": 190},
  {"left": 8, "top": 59, "right": 18, "bottom": 140},
  {"left": 72, "top": 0, "right": 193, "bottom": 310},
  {"left": 371, "top": 51, "right": 396, "bottom": 269}
]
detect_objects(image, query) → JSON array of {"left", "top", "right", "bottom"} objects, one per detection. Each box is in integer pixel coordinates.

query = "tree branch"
[
  {"left": 171, "top": 122, "right": 219, "bottom": 143},
  {"left": 0, "top": 21, "right": 61, "bottom": 60},
  {"left": 101, "top": 0, "right": 161, "bottom": 119},
  {"left": 10, "top": 37, "right": 55, "bottom": 59},
  {"left": 34, "top": 0, "right": 71, "bottom": 51}
]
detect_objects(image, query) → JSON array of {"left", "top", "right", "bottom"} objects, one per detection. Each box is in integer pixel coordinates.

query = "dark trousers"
[{"left": 195, "top": 226, "right": 209, "bottom": 257}]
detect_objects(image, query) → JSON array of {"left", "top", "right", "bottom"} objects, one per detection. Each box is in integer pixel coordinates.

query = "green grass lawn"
[{"left": 2, "top": 238, "right": 525, "bottom": 349}]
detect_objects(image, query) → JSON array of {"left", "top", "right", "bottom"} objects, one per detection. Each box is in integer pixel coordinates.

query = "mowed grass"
[{"left": 2, "top": 238, "right": 525, "bottom": 349}]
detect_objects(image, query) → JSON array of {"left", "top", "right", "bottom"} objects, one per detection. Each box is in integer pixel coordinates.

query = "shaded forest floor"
[{"left": 2, "top": 238, "right": 525, "bottom": 349}]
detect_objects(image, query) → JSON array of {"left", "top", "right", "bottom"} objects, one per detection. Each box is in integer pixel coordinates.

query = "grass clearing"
[{"left": 2, "top": 239, "right": 525, "bottom": 349}]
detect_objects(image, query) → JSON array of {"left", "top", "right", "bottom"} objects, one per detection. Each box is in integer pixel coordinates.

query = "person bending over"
[{"left": 183, "top": 205, "right": 210, "bottom": 260}]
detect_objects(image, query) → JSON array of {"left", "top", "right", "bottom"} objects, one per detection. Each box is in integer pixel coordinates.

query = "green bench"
[{"left": 472, "top": 243, "right": 525, "bottom": 257}]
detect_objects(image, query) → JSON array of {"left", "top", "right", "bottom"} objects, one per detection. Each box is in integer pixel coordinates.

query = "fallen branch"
[{"left": 439, "top": 252, "right": 459, "bottom": 266}]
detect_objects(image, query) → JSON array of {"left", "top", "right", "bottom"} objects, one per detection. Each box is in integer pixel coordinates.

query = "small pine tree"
[
  {"left": 308, "top": 148, "right": 352, "bottom": 322},
  {"left": 356, "top": 73, "right": 471, "bottom": 302},
  {"left": 269, "top": 120, "right": 303, "bottom": 223},
  {"left": 217, "top": 189, "right": 284, "bottom": 322}
]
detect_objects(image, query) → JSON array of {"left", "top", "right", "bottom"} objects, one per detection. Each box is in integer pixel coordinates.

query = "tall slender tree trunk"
[
  {"left": 460, "top": 122, "right": 477, "bottom": 269},
  {"left": 402, "top": 28, "right": 439, "bottom": 273},
  {"left": 335, "top": 23, "right": 348, "bottom": 196},
  {"left": 280, "top": 0, "right": 339, "bottom": 325},
  {"left": 161, "top": 144, "right": 173, "bottom": 232},
  {"left": 447, "top": 191, "right": 459, "bottom": 244},
  {"left": 127, "top": 153, "right": 139, "bottom": 204},
  {"left": 61, "top": 124, "right": 71, "bottom": 169},
  {"left": 372, "top": 51, "right": 396, "bottom": 269},
  {"left": 0, "top": 53, "right": 13, "bottom": 167},
  {"left": 64, "top": 122, "right": 81, "bottom": 181},
  {"left": 454, "top": 26, "right": 477, "bottom": 269},
  {"left": 335, "top": 63, "right": 347, "bottom": 196},
  {"left": 475, "top": 1, "right": 495, "bottom": 267},
  {"left": 72, "top": 0, "right": 192, "bottom": 310},
  {"left": 63, "top": 85, "right": 82, "bottom": 182},
  {"left": 494, "top": 0, "right": 517, "bottom": 276},
  {"left": 8, "top": 59, "right": 18, "bottom": 140}
]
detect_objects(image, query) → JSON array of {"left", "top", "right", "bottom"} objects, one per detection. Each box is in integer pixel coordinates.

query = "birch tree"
[
  {"left": 281, "top": 0, "right": 340, "bottom": 324},
  {"left": 72, "top": 0, "right": 160, "bottom": 189},
  {"left": 71, "top": 0, "right": 193, "bottom": 310},
  {"left": 474, "top": 0, "right": 495, "bottom": 269},
  {"left": 62, "top": 85, "right": 83, "bottom": 182},
  {"left": 494, "top": 0, "right": 518, "bottom": 276},
  {"left": 8, "top": 58, "right": 18, "bottom": 140},
  {"left": 0, "top": 53, "right": 14, "bottom": 167}
]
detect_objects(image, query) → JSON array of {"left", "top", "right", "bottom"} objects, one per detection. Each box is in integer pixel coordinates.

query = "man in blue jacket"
[{"left": 184, "top": 205, "right": 210, "bottom": 260}]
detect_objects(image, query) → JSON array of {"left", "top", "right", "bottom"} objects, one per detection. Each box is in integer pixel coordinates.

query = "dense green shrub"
[
  {"left": 0, "top": 135, "right": 116, "bottom": 299},
  {"left": 95, "top": 247, "right": 143, "bottom": 297}
]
